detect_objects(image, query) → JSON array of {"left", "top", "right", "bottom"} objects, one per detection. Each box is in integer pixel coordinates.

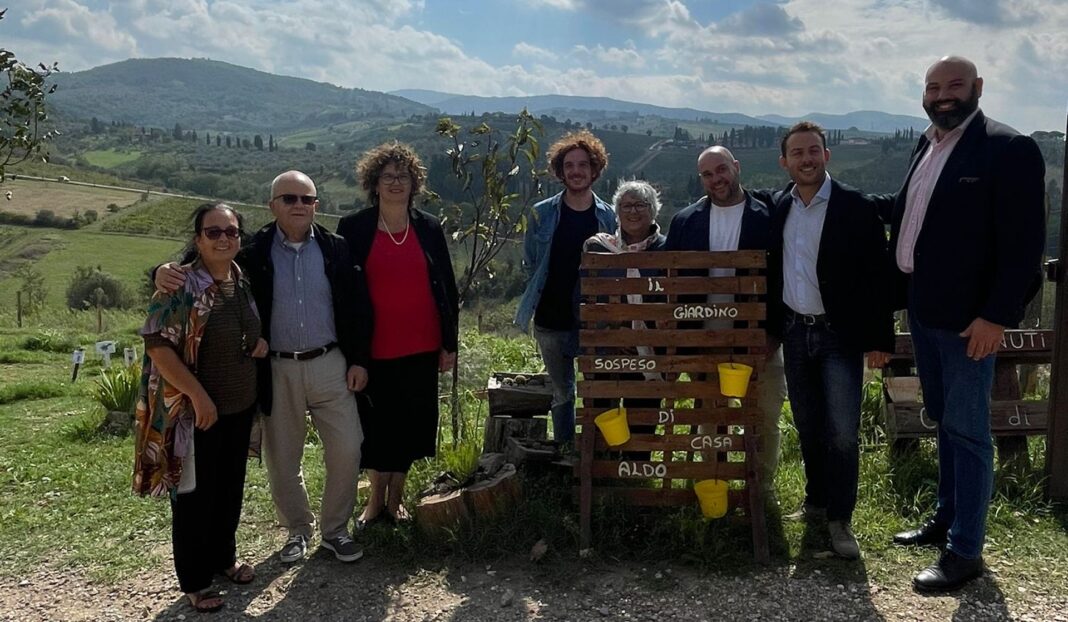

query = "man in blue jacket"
[
  {"left": 515, "top": 130, "right": 617, "bottom": 445},
  {"left": 888, "top": 56, "right": 1045, "bottom": 592},
  {"left": 665, "top": 146, "right": 786, "bottom": 494}
]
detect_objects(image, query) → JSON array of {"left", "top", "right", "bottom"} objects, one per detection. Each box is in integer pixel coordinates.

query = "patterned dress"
[{"left": 132, "top": 261, "right": 256, "bottom": 497}]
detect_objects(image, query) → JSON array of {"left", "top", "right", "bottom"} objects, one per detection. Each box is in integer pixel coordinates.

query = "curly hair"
[
  {"left": 547, "top": 129, "right": 609, "bottom": 182},
  {"left": 355, "top": 141, "right": 427, "bottom": 207}
]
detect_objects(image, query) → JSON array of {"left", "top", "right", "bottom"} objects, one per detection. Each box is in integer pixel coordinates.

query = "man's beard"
[{"left": 924, "top": 85, "right": 980, "bottom": 132}]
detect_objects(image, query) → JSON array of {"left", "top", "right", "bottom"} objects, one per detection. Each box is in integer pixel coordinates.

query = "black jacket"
[
  {"left": 664, "top": 191, "right": 772, "bottom": 253},
  {"left": 887, "top": 111, "right": 1046, "bottom": 330},
  {"left": 240, "top": 221, "right": 370, "bottom": 415},
  {"left": 766, "top": 179, "right": 895, "bottom": 353},
  {"left": 336, "top": 206, "right": 460, "bottom": 354}
]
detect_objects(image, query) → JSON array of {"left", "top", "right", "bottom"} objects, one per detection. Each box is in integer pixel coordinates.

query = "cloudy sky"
[{"left": 5, "top": 0, "right": 1067, "bottom": 132}]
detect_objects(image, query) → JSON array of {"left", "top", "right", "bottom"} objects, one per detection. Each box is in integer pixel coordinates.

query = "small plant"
[
  {"left": 21, "top": 328, "right": 78, "bottom": 353},
  {"left": 93, "top": 363, "right": 141, "bottom": 416}
]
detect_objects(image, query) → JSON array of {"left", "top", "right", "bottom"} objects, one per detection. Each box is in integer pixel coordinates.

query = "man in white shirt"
[{"left": 664, "top": 146, "right": 787, "bottom": 495}]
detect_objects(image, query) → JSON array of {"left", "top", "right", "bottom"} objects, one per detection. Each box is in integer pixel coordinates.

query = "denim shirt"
[{"left": 514, "top": 191, "right": 617, "bottom": 330}]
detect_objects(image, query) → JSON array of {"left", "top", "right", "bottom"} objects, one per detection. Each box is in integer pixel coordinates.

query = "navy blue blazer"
[
  {"left": 664, "top": 191, "right": 771, "bottom": 252},
  {"left": 887, "top": 110, "right": 1045, "bottom": 331},
  {"left": 765, "top": 179, "right": 895, "bottom": 353}
]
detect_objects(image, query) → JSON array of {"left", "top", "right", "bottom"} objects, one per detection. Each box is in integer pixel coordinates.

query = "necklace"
[{"left": 379, "top": 216, "right": 410, "bottom": 246}]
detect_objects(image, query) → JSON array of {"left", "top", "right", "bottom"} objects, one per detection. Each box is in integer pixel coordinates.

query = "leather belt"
[
  {"left": 786, "top": 309, "right": 828, "bottom": 326},
  {"left": 269, "top": 342, "right": 337, "bottom": 361}
]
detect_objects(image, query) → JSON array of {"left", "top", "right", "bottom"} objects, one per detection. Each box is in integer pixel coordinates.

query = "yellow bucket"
[
  {"left": 694, "top": 479, "right": 729, "bottom": 519},
  {"left": 594, "top": 407, "right": 630, "bottom": 446},
  {"left": 718, "top": 362, "right": 753, "bottom": 398}
]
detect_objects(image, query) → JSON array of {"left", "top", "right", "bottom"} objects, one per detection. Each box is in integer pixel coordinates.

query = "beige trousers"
[{"left": 263, "top": 348, "right": 362, "bottom": 540}]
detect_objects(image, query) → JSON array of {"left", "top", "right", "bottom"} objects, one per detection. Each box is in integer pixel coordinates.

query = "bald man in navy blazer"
[{"left": 888, "top": 56, "right": 1045, "bottom": 592}]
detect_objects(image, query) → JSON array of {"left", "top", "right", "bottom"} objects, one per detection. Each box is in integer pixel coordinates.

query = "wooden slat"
[
  {"left": 581, "top": 276, "right": 766, "bottom": 296},
  {"left": 590, "top": 460, "right": 746, "bottom": 480},
  {"left": 573, "top": 487, "right": 747, "bottom": 509},
  {"left": 578, "top": 379, "right": 763, "bottom": 400},
  {"left": 582, "top": 250, "right": 766, "bottom": 270},
  {"left": 886, "top": 400, "right": 1049, "bottom": 438},
  {"left": 580, "top": 302, "right": 765, "bottom": 322},
  {"left": 577, "top": 407, "right": 761, "bottom": 426},
  {"left": 580, "top": 432, "right": 747, "bottom": 453},
  {"left": 890, "top": 330, "right": 1053, "bottom": 362},
  {"left": 579, "top": 328, "right": 766, "bottom": 348},
  {"left": 577, "top": 354, "right": 764, "bottom": 374}
]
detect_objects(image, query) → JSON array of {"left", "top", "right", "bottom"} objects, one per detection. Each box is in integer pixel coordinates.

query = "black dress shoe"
[
  {"left": 893, "top": 518, "right": 948, "bottom": 547},
  {"left": 913, "top": 550, "right": 984, "bottom": 592}
]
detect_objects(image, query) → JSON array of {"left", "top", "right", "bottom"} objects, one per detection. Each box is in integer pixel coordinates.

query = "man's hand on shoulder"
[
  {"left": 960, "top": 317, "right": 1004, "bottom": 360},
  {"left": 155, "top": 262, "right": 187, "bottom": 294}
]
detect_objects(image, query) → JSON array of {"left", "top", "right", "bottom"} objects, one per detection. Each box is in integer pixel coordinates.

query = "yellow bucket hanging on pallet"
[
  {"left": 694, "top": 479, "right": 729, "bottom": 519},
  {"left": 594, "top": 407, "right": 630, "bottom": 446},
  {"left": 718, "top": 362, "right": 753, "bottom": 398}
]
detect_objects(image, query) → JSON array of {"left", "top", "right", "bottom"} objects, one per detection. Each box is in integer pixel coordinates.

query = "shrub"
[
  {"left": 92, "top": 363, "right": 141, "bottom": 413},
  {"left": 22, "top": 328, "right": 78, "bottom": 353},
  {"left": 65, "top": 265, "right": 132, "bottom": 310}
]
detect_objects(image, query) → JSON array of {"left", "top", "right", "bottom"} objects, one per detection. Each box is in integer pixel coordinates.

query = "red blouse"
[{"left": 366, "top": 228, "right": 442, "bottom": 360}]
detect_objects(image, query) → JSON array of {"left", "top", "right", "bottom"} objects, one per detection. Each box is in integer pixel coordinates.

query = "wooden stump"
[
  {"left": 414, "top": 489, "right": 470, "bottom": 536},
  {"left": 464, "top": 464, "right": 521, "bottom": 520},
  {"left": 505, "top": 436, "right": 557, "bottom": 466},
  {"left": 483, "top": 416, "right": 547, "bottom": 454}
]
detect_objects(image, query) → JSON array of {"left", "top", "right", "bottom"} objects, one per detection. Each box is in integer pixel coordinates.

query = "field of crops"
[{"left": 0, "top": 179, "right": 148, "bottom": 218}]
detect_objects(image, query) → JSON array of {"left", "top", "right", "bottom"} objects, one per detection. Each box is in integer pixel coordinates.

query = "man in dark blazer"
[
  {"left": 764, "top": 122, "right": 894, "bottom": 560},
  {"left": 888, "top": 57, "right": 1045, "bottom": 592},
  {"left": 665, "top": 146, "right": 786, "bottom": 494}
]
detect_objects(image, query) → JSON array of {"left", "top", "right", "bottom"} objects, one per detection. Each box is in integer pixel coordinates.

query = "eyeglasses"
[
  {"left": 272, "top": 194, "right": 317, "bottom": 205},
  {"left": 202, "top": 226, "right": 240, "bottom": 240},
  {"left": 380, "top": 173, "right": 412, "bottom": 185},
  {"left": 618, "top": 202, "right": 650, "bottom": 214}
]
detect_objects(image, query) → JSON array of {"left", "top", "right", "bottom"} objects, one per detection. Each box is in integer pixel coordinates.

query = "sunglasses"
[
  {"left": 202, "top": 226, "right": 241, "bottom": 240},
  {"left": 272, "top": 194, "right": 317, "bottom": 206}
]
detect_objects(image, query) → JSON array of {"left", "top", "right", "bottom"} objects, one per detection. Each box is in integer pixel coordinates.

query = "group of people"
[
  {"left": 131, "top": 55, "right": 1043, "bottom": 612},
  {"left": 133, "top": 143, "right": 458, "bottom": 612},
  {"left": 517, "top": 56, "right": 1044, "bottom": 593}
]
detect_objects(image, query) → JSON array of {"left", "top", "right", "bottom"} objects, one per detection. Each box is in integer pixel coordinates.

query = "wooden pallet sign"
[
  {"left": 576, "top": 250, "right": 770, "bottom": 562},
  {"left": 883, "top": 330, "right": 1054, "bottom": 441}
]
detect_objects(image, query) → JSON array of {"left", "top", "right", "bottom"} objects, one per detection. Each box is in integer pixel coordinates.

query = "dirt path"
[{"left": 4, "top": 553, "right": 1066, "bottom": 621}]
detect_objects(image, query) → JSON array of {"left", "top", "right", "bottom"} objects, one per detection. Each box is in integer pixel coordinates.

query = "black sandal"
[{"left": 221, "top": 562, "right": 255, "bottom": 585}]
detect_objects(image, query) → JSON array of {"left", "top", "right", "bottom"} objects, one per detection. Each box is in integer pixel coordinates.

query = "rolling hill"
[
  {"left": 48, "top": 58, "right": 435, "bottom": 133},
  {"left": 756, "top": 110, "right": 929, "bottom": 133}
]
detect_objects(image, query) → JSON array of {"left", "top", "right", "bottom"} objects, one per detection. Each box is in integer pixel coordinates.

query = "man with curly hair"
[{"left": 515, "top": 130, "right": 617, "bottom": 445}]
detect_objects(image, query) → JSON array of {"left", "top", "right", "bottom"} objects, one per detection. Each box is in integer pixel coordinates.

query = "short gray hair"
[{"left": 612, "top": 180, "right": 661, "bottom": 219}]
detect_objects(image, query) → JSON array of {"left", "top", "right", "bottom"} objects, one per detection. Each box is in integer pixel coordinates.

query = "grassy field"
[
  {"left": 101, "top": 196, "right": 340, "bottom": 238},
  {"left": 0, "top": 316, "right": 1065, "bottom": 594},
  {"left": 82, "top": 148, "right": 143, "bottom": 168},
  {"left": 0, "top": 178, "right": 149, "bottom": 218},
  {"left": 0, "top": 229, "right": 182, "bottom": 311}
]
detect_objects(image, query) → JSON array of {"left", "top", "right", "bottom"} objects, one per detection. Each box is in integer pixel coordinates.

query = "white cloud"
[
  {"left": 513, "top": 42, "right": 558, "bottom": 63},
  {"left": 572, "top": 43, "right": 646, "bottom": 69}
]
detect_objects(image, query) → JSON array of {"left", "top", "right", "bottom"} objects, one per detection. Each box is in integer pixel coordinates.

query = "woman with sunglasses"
[
  {"left": 337, "top": 142, "right": 458, "bottom": 527},
  {"left": 134, "top": 202, "right": 269, "bottom": 613}
]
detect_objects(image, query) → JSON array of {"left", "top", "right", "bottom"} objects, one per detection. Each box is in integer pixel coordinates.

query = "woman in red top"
[{"left": 337, "top": 142, "right": 459, "bottom": 527}]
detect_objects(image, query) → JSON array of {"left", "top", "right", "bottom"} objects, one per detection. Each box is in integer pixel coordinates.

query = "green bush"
[
  {"left": 0, "top": 380, "right": 67, "bottom": 404},
  {"left": 65, "top": 265, "right": 133, "bottom": 310},
  {"left": 22, "top": 328, "right": 79, "bottom": 353},
  {"left": 92, "top": 363, "right": 141, "bottom": 413}
]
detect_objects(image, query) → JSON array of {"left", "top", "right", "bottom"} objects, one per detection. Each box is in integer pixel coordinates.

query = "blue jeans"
[
  {"left": 782, "top": 315, "right": 863, "bottom": 522},
  {"left": 909, "top": 313, "right": 995, "bottom": 560},
  {"left": 533, "top": 325, "right": 579, "bottom": 443}
]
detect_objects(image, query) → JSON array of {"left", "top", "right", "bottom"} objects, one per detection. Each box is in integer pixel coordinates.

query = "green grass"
[
  {"left": 81, "top": 148, "right": 143, "bottom": 169},
  {"left": 0, "top": 317, "right": 1066, "bottom": 595}
]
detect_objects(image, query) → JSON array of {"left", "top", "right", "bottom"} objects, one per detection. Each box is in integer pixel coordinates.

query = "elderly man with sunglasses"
[{"left": 155, "top": 170, "right": 370, "bottom": 565}]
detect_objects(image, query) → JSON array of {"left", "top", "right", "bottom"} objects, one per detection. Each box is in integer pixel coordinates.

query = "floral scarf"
[{"left": 132, "top": 261, "right": 252, "bottom": 497}]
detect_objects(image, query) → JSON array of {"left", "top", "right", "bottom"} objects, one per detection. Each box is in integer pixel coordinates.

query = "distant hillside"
[
  {"left": 391, "top": 90, "right": 768, "bottom": 126},
  {"left": 49, "top": 58, "right": 435, "bottom": 132},
  {"left": 756, "top": 110, "right": 929, "bottom": 133}
]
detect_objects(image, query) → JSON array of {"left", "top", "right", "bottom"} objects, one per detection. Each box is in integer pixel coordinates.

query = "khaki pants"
[{"left": 264, "top": 348, "right": 362, "bottom": 540}]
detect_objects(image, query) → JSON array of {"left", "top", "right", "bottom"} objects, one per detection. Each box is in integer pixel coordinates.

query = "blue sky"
[{"left": 5, "top": 0, "right": 1067, "bottom": 132}]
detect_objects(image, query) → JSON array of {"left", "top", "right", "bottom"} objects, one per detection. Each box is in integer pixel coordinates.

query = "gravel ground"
[{"left": 3, "top": 551, "right": 1067, "bottom": 622}]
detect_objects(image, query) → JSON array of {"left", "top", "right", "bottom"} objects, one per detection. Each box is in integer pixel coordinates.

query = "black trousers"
[{"left": 170, "top": 407, "right": 255, "bottom": 593}]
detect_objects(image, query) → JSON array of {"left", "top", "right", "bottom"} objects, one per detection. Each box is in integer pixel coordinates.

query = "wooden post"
[
  {"left": 16, "top": 290, "right": 22, "bottom": 328},
  {"left": 1045, "top": 113, "right": 1068, "bottom": 500}
]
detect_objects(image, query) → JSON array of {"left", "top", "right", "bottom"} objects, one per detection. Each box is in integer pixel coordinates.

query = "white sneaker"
[{"left": 279, "top": 534, "right": 308, "bottom": 563}]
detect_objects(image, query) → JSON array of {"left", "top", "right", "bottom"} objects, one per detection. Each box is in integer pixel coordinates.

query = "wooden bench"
[{"left": 883, "top": 329, "right": 1052, "bottom": 442}]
